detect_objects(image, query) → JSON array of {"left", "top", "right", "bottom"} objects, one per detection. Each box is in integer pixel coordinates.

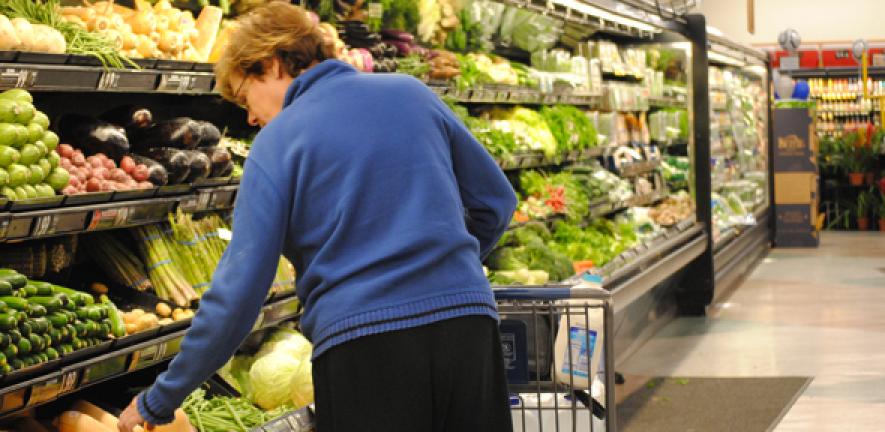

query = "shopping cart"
[
  {"left": 253, "top": 284, "right": 615, "bottom": 432},
  {"left": 495, "top": 284, "right": 616, "bottom": 432}
]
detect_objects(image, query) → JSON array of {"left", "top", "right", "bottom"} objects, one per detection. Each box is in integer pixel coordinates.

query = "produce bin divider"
[
  {"left": 0, "top": 51, "right": 18, "bottom": 62},
  {"left": 15, "top": 53, "right": 70, "bottom": 65}
]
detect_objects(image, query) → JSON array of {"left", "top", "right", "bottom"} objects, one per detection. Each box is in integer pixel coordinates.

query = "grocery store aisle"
[{"left": 619, "top": 232, "right": 885, "bottom": 431}]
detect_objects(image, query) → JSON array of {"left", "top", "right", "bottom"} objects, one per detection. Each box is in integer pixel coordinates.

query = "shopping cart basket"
[{"left": 495, "top": 285, "right": 616, "bottom": 432}]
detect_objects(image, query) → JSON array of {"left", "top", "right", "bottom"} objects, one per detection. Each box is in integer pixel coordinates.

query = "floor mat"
[{"left": 616, "top": 376, "right": 812, "bottom": 432}]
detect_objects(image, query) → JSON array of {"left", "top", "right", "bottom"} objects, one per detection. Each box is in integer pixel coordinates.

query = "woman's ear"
[{"left": 271, "top": 57, "right": 286, "bottom": 79}]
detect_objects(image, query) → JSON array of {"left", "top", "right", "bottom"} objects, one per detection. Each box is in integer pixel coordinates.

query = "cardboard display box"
[{"left": 772, "top": 108, "right": 820, "bottom": 248}]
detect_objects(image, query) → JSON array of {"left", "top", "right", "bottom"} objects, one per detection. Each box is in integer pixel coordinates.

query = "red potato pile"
[{"left": 56, "top": 144, "right": 153, "bottom": 195}]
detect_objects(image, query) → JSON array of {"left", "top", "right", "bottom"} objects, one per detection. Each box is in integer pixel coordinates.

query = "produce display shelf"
[
  {"left": 603, "top": 222, "right": 706, "bottom": 312},
  {"left": 493, "top": 0, "right": 665, "bottom": 38},
  {"left": 0, "top": 52, "right": 209, "bottom": 72},
  {"left": 428, "top": 82, "right": 602, "bottom": 107},
  {"left": 586, "top": 191, "right": 665, "bottom": 219},
  {"left": 648, "top": 95, "right": 688, "bottom": 109},
  {"left": 783, "top": 66, "right": 885, "bottom": 79},
  {"left": 497, "top": 146, "right": 607, "bottom": 171},
  {"left": 0, "top": 184, "right": 239, "bottom": 242},
  {"left": 0, "top": 293, "right": 301, "bottom": 420},
  {"left": 0, "top": 62, "right": 216, "bottom": 94}
]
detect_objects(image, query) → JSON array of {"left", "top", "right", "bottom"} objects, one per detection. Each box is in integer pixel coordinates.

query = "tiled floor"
[{"left": 619, "top": 232, "right": 885, "bottom": 431}]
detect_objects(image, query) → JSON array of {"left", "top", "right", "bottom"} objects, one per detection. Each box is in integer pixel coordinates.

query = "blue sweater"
[{"left": 138, "top": 60, "right": 517, "bottom": 424}]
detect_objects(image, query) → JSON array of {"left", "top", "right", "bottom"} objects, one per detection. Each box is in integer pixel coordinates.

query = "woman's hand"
[{"left": 118, "top": 396, "right": 152, "bottom": 432}]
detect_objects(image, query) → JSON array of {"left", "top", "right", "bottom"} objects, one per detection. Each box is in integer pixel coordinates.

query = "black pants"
[{"left": 312, "top": 315, "right": 513, "bottom": 432}]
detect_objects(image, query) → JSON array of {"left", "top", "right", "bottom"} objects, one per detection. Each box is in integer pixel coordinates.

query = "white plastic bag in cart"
[
  {"left": 511, "top": 393, "right": 606, "bottom": 432},
  {"left": 552, "top": 275, "right": 605, "bottom": 390}
]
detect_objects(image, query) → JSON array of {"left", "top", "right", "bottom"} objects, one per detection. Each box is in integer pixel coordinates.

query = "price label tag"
[
  {"left": 98, "top": 71, "right": 119, "bottom": 90},
  {"left": 59, "top": 370, "right": 79, "bottom": 395},
  {"left": 0, "top": 68, "right": 35, "bottom": 89},
  {"left": 262, "top": 417, "right": 292, "bottom": 432},
  {"left": 0, "top": 217, "right": 10, "bottom": 240},
  {"left": 129, "top": 343, "right": 166, "bottom": 371},
  {"left": 31, "top": 214, "right": 56, "bottom": 237},
  {"left": 158, "top": 73, "right": 194, "bottom": 92},
  {"left": 88, "top": 207, "right": 129, "bottom": 231},
  {"left": 28, "top": 376, "right": 62, "bottom": 406},
  {"left": 179, "top": 193, "right": 209, "bottom": 212},
  {"left": 82, "top": 354, "right": 127, "bottom": 385},
  {"left": 163, "top": 335, "right": 185, "bottom": 359},
  {"left": 0, "top": 388, "right": 26, "bottom": 414},
  {"left": 209, "top": 189, "right": 236, "bottom": 209}
]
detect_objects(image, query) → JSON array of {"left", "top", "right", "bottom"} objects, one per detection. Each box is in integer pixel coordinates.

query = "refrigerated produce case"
[
  {"left": 0, "top": 0, "right": 777, "bottom": 430},
  {"left": 705, "top": 35, "right": 773, "bottom": 303}
]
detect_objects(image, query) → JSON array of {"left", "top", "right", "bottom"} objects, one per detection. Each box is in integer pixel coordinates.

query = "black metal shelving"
[
  {"left": 0, "top": 293, "right": 300, "bottom": 418},
  {"left": 0, "top": 183, "right": 238, "bottom": 242}
]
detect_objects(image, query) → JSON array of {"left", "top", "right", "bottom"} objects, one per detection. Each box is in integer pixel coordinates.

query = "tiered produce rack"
[{"left": 0, "top": 0, "right": 775, "bottom": 430}]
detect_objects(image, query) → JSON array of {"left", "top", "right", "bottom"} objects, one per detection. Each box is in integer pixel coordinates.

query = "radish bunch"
[{"left": 57, "top": 144, "right": 153, "bottom": 195}]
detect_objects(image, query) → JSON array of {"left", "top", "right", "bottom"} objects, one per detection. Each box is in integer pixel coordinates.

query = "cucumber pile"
[{"left": 0, "top": 269, "right": 125, "bottom": 376}]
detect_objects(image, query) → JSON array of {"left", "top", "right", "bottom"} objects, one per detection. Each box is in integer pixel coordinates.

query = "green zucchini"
[
  {"left": 27, "top": 303, "right": 47, "bottom": 317},
  {"left": 73, "top": 321, "right": 87, "bottom": 338},
  {"left": 0, "top": 333, "right": 9, "bottom": 349},
  {"left": 28, "top": 333, "right": 43, "bottom": 351},
  {"left": 59, "top": 344, "right": 73, "bottom": 355},
  {"left": 9, "top": 358, "right": 23, "bottom": 370},
  {"left": 51, "top": 286, "right": 92, "bottom": 306},
  {"left": 45, "top": 347, "right": 58, "bottom": 360},
  {"left": 27, "top": 296, "right": 63, "bottom": 312},
  {"left": 0, "top": 271, "right": 27, "bottom": 290},
  {"left": 0, "top": 282, "right": 10, "bottom": 297},
  {"left": 0, "top": 351, "right": 5, "bottom": 366},
  {"left": 101, "top": 296, "right": 127, "bottom": 338},
  {"left": 16, "top": 338, "right": 30, "bottom": 355},
  {"left": 48, "top": 328, "right": 61, "bottom": 345},
  {"left": 43, "top": 333, "right": 51, "bottom": 350},
  {"left": 14, "top": 311, "right": 26, "bottom": 323},
  {"left": 0, "top": 296, "right": 28, "bottom": 311},
  {"left": 62, "top": 310, "right": 77, "bottom": 322},
  {"left": 64, "top": 324, "right": 76, "bottom": 340},
  {"left": 7, "top": 329, "right": 21, "bottom": 344},
  {"left": 0, "top": 312, "right": 17, "bottom": 330},
  {"left": 4, "top": 344, "right": 17, "bottom": 358},
  {"left": 29, "top": 281, "right": 53, "bottom": 296},
  {"left": 30, "top": 317, "right": 49, "bottom": 333},
  {"left": 17, "top": 285, "right": 37, "bottom": 297},
  {"left": 21, "top": 356, "right": 34, "bottom": 367},
  {"left": 18, "top": 321, "right": 30, "bottom": 337},
  {"left": 0, "top": 363, "right": 10, "bottom": 374},
  {"left": 0, "top": 300, "right": 6, "bottom": 313},
  {"left": 36, "top": 353, "right": 48, "bottom": 363},
  {"left": 47, "top": 312, "right": 68, "bottom": 328}
]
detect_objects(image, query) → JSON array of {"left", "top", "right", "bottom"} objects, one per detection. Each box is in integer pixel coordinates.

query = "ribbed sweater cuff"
[{"left": 138, "top": 388, "right": 176, "bottom": 425}]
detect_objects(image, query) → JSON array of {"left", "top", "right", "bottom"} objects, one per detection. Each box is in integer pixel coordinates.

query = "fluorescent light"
[
  {"left": 706, "top": 25, "right": 724, "bottom": 37},
  {"left": 553, "top": 0, "right": 659, "bottom": 33}
]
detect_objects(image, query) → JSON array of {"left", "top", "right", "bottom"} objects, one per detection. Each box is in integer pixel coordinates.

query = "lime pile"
[{"left": 0, "top": 89, "right": 69, "bottom": 201}]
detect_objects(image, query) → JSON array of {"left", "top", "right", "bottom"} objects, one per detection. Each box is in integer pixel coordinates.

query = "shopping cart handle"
[{"left": 492, "top": 287, "right": 573, "bottom": 300}]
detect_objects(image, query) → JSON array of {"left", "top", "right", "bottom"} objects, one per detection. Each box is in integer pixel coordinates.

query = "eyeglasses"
[{"left": 233, "top": 75, "right": 251, "bottom": 110}]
